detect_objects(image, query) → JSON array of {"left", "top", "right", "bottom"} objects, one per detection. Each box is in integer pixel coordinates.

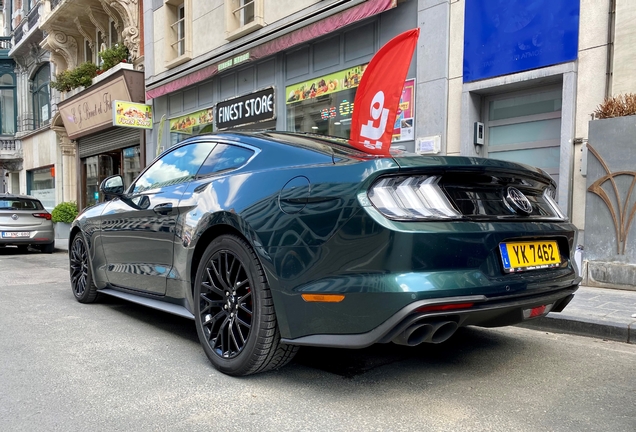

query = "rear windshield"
[
  {"left": 0, "top": 198, "right": 44, "bottom": 210},
  {"left": 259, "top": 132, "right": 373, "bottom": 158}
]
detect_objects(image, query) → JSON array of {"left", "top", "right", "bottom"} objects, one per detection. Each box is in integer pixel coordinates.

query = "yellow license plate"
[{"left": 499, "top": 240, "right": 561, "bottom": 273}]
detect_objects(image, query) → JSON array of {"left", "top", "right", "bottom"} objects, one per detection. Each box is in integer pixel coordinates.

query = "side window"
[
  {"left": 197, "top": 144, "right": 254, "bottom": 177},
  {"left": 133, "top": 142, "right": 215, "bottom": 193}
]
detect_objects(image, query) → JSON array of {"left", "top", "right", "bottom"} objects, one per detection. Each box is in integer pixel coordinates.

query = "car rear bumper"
[
  {"left": 0, "top": 229, "right": 54, "bottom": 245},
  {"left": 281, "top": 284, "right": 579, "bottom": 348}
]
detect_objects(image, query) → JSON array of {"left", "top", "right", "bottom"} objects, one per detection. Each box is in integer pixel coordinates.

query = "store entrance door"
[{"left": 83, "top": 151, "right": 121, "bottom": 209}]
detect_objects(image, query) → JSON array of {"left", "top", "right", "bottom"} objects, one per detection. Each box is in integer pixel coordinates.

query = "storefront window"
[
  {"left": 27, "top": 166, "right": 55, "bottom": 210},
  {"left": 82, "top": 153, "right": 121, "bottom": 209},
  {"left": 122, "top": 146, "right": 141, "bottom": 188},
  {"left": 169, "top": 108, "right": 214, "bottom": 146},
  {"left": 83, "top": 156, "right": 99, "bottom": 209},
  {"left": 285, "top": 65, "right": 365, "bottom": 140}
]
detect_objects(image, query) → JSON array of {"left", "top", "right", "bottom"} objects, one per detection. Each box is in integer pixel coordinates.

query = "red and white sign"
[{"left": 349, "top": 28, "right": 420, "bottom": 155}]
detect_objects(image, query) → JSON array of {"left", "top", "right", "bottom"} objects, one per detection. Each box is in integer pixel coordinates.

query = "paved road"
[{"left": 1, "top": 248, "right": 635, "bottom": 432}]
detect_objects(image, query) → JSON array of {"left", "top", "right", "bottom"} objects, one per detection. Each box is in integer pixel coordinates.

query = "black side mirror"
[{"left": 100, "top": 175, "right": 125, "bottom": 197}]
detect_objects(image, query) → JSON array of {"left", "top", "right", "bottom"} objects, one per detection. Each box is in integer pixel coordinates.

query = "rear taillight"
[
  {"left": 32, "top": 212, "right": 52, "bottom": 220},
  {"left": 367, "top": 175, "right": 461, "bottom": 220}
]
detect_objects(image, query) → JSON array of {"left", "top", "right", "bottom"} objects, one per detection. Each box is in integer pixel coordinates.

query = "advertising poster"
[
  {"left": 113, "top": 101, "right": 153, "bottom": 129},
  {"left": 285, "top": 64, "right": 368, "bottom": 104},
  {"left": 169, "top": 107, "right": 214, "bottom": 133},
  {"left": 392, "top": 79, "right": 415, "bottom": 142}
]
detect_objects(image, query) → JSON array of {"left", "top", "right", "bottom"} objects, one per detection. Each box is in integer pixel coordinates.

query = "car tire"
[
  {"left": 40, "top": 242, "right": 55, "bottom": 254},
  {"left": 69, "top": 234, "right": 99, "bottom": 304},
  {"left": 194, "top": 234, "right": 298, "bottom": 376}
]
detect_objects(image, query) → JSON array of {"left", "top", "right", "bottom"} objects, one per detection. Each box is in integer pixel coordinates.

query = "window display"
[
  {"left": 169, "top": 108, "right": 214, "bottom": 146},
  {"left": 286, "top": 65, "right": 415, "bottom": 142},
  {"left": 286, "top": 65, "right": 366, "bottom": 139},
  {"left": 27, "top": 167, "right": 55, "bottom": 209}
]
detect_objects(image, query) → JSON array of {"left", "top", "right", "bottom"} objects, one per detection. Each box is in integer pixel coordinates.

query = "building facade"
[
  {"left": 143, "top": 0, "right": 420, "bottom": 160},
  {"left": 0, "top": 0, "right": 17, "bottom": 195},
  {"left": 1, "top": 0, "right": 144, "bottom": 211},
  {"left": 141, "top": 0, "right": 633, "bottom": 253}
]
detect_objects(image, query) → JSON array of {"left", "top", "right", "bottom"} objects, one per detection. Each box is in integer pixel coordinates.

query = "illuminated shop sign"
[
  {"left": 112, "top": 101, "right": 153, "bottom": 129},
  {"left": 320, "top": 99, "right": 355, "bottom": 122},
  {"left": 215, "top": 87, "right": 276, "bottom": 129}
]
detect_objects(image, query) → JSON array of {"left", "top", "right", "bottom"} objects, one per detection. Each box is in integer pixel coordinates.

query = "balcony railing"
[
  {"left": 28, "top": 6, "right": 40, "bottom": 30},
  {"left": 0, "top": 37, "right": 12, "bottom": 50},
  {"left": 0, "top": 139, "right": 21, "bottom": 155},
  {"left": 51, "top": 0, "right": 62, "bottom": 9},
  {"left": 14, "top": 25, "right": 23, "bottom": 45}
]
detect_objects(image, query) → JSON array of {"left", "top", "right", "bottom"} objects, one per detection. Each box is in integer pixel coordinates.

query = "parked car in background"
[
  {"left": 0, "top": 194, "right": 55, "bottom": 253},
  {"left": 68, "top": 131, "right": 581, "bottom": 376}
]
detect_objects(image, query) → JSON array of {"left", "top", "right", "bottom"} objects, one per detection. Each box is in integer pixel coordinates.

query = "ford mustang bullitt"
[{"left": 68, "top": 131, "right": 580, "bottom": 376}]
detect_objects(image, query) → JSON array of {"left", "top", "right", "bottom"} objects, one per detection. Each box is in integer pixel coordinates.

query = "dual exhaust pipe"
[{"left": 393, "top": 320, "right": 459, "bottom": 346}]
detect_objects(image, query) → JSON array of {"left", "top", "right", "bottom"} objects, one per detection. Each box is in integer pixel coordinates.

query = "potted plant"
[
  {"left": 99, "top": 44, "right": 130, "bottom": 72},
  {"left": 51, "top": 201, "right": 79, "bottom": 240},
  {"left": 51, "top": 62, "right": 99, "bottom": 93}
]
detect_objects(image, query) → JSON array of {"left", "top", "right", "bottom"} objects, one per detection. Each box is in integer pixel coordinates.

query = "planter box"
[
  {"left": 92, "top": 62, "right": 134, "bottom": 85},
  {"left": 54, "top": 222, "right": 71, "bottom": 240},
  {"left": 583, "top": 116, "right": 636, "bottom": 290}
]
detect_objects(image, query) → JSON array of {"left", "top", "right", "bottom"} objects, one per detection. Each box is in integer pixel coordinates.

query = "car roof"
[
  {"left": 0, "top": 193, "right": 41, "bottom": 201},
  {"left": 191, "top": 130, "right": 376, "bottom": 159}
]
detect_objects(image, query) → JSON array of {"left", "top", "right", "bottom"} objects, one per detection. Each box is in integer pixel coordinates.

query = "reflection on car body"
[{"left": 68, "top": 131, "right": 581, "bottom": 376}]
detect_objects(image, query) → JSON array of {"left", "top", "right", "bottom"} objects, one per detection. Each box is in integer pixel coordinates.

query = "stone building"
[{"left": 1, "top": 0, "right": 144, "bottom": 211}]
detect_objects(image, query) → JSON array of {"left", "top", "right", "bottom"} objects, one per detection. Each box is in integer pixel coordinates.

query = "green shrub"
[
  {"left": 51, "top": 201, "right": 79, "bottom": 224},
  {"left": 99, "top": 44, "right": 129, "bottom": 71},
  {"left": 50, "top": 62, "right": 99, "bottom": 92}
]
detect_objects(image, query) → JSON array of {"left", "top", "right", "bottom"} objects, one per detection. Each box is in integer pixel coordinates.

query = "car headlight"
[{"left": 368, "top": 175, "right": 461, "bottom": 220}]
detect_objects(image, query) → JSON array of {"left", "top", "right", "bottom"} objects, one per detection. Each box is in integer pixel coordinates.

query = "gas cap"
[{"left": 279, "top": 176, "right": 310, "bottom": 214}]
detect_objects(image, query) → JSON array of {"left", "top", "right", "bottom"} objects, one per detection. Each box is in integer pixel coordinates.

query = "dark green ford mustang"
[{"left": 69, "top": 131, "right": 580, "bottom": 376}]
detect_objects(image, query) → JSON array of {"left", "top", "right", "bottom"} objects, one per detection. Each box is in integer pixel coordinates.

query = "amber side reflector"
[
  {"left": 415, "top": 302, "right": 474, "bottom": 313},
  {"left": 301, "top": 294, "right": 345, "bottom": 303}
]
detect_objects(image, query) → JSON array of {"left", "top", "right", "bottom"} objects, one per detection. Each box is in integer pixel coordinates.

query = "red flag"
[{"left": 349, "top": 28, "right": 420, "bottom": 155}]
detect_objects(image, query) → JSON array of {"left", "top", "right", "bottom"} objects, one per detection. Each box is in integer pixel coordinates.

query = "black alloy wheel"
[
  {"left": 199, "top": 248, "right": 254, "bottom": 359},
  {"left": 194, "top": 235, "right": 298, "bottom": 376},
  {"left": 69, "top": 234, "right": 98, "bottom": 303}
]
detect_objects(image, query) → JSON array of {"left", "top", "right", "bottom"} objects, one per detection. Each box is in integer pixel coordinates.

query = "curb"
[{"left": 518, "top": 313, "right": 635, "bottom": 344}]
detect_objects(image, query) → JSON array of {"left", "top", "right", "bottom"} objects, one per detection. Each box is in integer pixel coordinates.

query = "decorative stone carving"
[
  {"left": 46, "top": 31, "right": 79, "bottom": 70},
  {"left": 0, "top": 160, "right": 24, "bottom": 172},
  {"left": 103, "top": 0, "right": 140, "bottom": 61},
  {"left": 53, "top": 126, "right": 77, "bottom": 157},
  {"left": 101, "top": 1, "right": 121, "bottom": 34},
  {"left": 88, "top": 8, "right": 109, "bottom": 45},
  {"left": 75, "top": 17, "right": 94, "bottom": 50}
]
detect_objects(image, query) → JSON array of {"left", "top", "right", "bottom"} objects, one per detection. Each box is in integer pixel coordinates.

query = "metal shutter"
[{"left": 77, "top": 128, "right": 141, "bottom": 158}]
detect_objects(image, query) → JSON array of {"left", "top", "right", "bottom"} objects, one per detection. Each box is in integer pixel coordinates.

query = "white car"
[{"left": 0, "top": 194, "right": 55, "bottom": 253}]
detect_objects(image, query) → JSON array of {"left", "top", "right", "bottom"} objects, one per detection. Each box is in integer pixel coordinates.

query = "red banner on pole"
[{"left": 349, "top": 28, "right": 420, "bottom": 155}]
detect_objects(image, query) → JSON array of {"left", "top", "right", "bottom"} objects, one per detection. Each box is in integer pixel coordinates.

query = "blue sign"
[
  {"left": 463, "top": 0, "right": 580, "bottom": 82},
  {"left": 94, "top": 191, "right": 99, "bottom": 200}
]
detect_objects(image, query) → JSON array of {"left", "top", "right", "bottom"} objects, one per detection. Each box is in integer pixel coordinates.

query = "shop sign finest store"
[
  {"left": 58, "top": 76, "right": 134, "bottom": 139},
  {"left": 216, "top": 87, "right": 276, "bottom": 130}
]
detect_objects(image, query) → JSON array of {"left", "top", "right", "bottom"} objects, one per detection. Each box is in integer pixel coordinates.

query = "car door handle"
[{"left": 153, "top": 203, "right": 173, "bottom": 215}]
